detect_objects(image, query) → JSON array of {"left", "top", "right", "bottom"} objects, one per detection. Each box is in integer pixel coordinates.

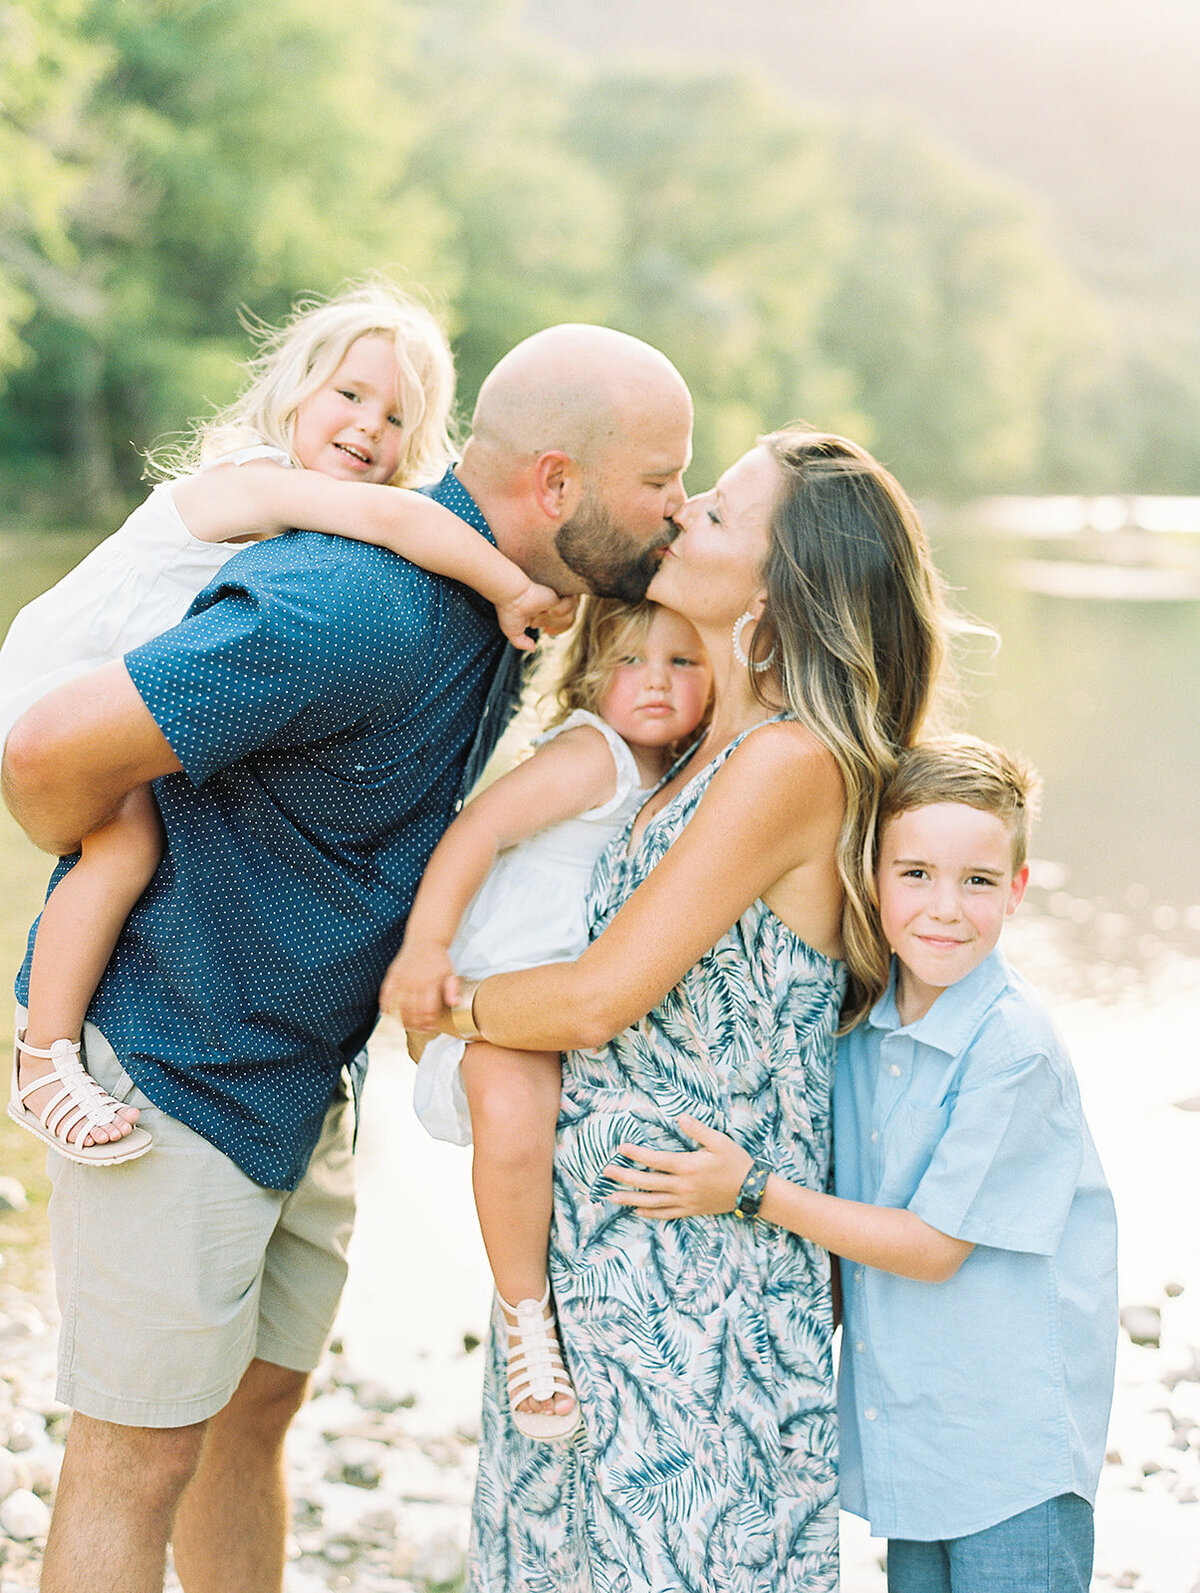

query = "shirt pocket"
[{"left": 877, "top": 1099, "right": 952, "bottom": 1207}]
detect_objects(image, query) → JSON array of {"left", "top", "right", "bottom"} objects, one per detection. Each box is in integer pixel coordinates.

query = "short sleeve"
[
  {"left": 125, "top": 537, "right": 437, "bottom": 786},
  {"left": 909, "top": 1045, "right": 1085, "bottom": 1255}
]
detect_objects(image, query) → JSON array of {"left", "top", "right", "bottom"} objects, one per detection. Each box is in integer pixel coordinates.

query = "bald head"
[
  {"left": 459, "top": 324, "right": 693, "bottom": 598},
  {"left": 471, "top": 324, "right": 690, "bottom": 465}
]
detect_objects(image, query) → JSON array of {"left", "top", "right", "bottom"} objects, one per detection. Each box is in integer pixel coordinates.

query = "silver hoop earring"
[{"left": 732, "top": 611, "right": 776, "bottom": 673}]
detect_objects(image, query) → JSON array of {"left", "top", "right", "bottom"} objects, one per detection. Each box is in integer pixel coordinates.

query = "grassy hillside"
[{"left": 521, "top": 0, "right": 1198, "bottom": 323}]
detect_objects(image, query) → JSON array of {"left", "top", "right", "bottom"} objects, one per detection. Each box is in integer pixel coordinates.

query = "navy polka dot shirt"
[{"left": 16, "top": 471, "right": 509, "bottom": 1190}]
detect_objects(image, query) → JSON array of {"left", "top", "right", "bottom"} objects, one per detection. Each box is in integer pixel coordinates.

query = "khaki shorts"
[{"left": 34, "top": 1013, "right": 356, "bottom": 1428}]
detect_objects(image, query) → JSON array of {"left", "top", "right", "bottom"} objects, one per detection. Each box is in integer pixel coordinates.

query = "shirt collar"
[
  {"left": 866, "top": 948, "right": 1011, "bottom": 1056},
  {"left": 423, "top": 467, "right": 495, "bottom": 543}
]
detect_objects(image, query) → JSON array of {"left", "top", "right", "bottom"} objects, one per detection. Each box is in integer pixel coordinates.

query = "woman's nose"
[{"left": 674, "top": 495, "right": 705, "bottom": 531}]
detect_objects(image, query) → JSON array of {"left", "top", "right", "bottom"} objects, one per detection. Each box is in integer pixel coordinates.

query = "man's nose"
[{"left": 663, "top": 475, "right": 687, "bottom": 521}]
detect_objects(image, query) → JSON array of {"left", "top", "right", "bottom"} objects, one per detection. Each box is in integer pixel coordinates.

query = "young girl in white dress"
[
  {"left": 3, "top": 279, "right": 566, "bottom": 1164},
  {"left": 381, "top": 598, "right": 712, "bottom": 1438}
]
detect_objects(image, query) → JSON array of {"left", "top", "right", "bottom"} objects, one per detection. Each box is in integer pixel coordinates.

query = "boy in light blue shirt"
[{"left": 610, "top": 734, "right": 1118, "bottom": 1592}]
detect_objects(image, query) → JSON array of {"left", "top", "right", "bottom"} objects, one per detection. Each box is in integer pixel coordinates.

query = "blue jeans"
[{"left": 886, "top": 1493, "right": 1094, "bottom": 1593}]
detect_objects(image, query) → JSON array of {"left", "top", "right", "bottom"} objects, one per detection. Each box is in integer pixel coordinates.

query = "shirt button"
[
  {"left": 864, "top": 1407, "right": 878, "bottom": 1421},
  {"left": 889, "top": 1064, "right": 902, "bottom": 1077},
  {"left": 870, "top": 1130, "right": 879, "bottom": 1143},
  {"left": 854, "top": 1341, "right": 865, "bottom": 1353}
]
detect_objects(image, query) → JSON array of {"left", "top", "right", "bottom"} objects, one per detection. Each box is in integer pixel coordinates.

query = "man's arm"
[{"left": 2, "top": 659, "right": 182, "bottom": 854}]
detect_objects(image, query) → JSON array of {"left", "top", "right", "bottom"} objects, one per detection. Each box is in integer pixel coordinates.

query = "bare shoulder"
[
  {"left": 534, "top": 719, "right": 620, "bottom": 773},
  {"left": 494, "top": 719, "right": 618, "bottom": 808},
  {"left": 712, "top": 719, "right": 844, "bottom": 808}
]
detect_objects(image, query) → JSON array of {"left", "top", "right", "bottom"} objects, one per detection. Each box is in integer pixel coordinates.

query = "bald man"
[{"left": 4, "top": 323, "right": 692, "bottom": 1593}]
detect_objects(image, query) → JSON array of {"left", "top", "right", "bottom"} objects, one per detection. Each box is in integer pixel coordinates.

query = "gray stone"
[
  {"left": 1120, "top": 1304, "right": 1161, "bottom": 1348},
  {"left": 0, "top": 1489, "right": 49, "bottom": 1541}
]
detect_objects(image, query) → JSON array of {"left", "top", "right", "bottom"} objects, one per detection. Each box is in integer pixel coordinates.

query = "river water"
[{"left": 0, "top": 509, "right": 1197, "bottom": 1586}]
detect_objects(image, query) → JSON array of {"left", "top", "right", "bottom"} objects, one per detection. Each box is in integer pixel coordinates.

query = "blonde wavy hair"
[
  {"left": 753, "top": 427, "right": 950, "bottom": 1027},
  {"left": 546, "top": 596, "right": 712, "bottom": 751},
  {"left": 154, "top": 278, "right": 456, "bottom": 487}
]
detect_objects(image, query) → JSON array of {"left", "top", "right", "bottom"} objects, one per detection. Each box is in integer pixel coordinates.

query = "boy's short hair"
[{"left": 880, "top": 734, "right": 1042, "bottom": 870}]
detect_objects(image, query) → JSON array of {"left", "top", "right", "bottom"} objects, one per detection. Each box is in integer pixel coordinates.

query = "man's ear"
[{"left": 531, "top": 451, "right": 581, "bottom": 521}]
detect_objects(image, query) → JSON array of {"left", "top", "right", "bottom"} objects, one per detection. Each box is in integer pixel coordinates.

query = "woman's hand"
[
  {"left": 604, "top": 1114, "right": 754, "bottom": 1220},
  {"left": 379, "top": 938, "right": 459, "bottom": 1031}
]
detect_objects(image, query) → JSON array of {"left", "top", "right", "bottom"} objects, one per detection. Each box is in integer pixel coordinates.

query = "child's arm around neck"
[{"left": 171, "top": 461, "right": 572, "bottom": 649}]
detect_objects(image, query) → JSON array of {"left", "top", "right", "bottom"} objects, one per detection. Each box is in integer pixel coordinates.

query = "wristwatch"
[{"left": 734, "top": 1159, "right": 772, "bottom": 1220}]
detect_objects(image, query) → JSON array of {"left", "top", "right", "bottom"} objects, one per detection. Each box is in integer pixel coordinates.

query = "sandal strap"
[
  {"left": 16, "top": 1036, "right": 81, "bottom": 1062},
  {"left": 500, "top": 1284, "right": 574, "bottom": 1406},
  {"left": 15, "top": 1036, "right": 126, "bottom": 1146}
]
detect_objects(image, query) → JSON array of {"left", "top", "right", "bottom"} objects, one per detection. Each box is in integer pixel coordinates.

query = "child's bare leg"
[
  {"left": 461, "top": 1043, "right": 574, "bottom": 1422},
  {"left": 18, "top": 784, "right": 164, "bottom": 1145}
]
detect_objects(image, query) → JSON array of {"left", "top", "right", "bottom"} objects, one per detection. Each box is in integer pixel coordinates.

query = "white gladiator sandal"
[
  {"left": 499, "top": 1282, "right": 582, "bottom": 1442},
  {"left": 7, "top": 1035, "right": 152, "bottom": 1165}
]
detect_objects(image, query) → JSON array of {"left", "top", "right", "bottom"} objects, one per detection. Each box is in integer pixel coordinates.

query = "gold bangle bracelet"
[{"left": 448, "top": 978, "right": 485, "bottom": 1042}]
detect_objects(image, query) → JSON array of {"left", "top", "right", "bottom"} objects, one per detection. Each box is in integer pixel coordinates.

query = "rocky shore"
[
  {"left": 0, "top": 1252, "right": 480, "bottom": 1592},
  {"left": 3, "top": 1204, "right": 1199, "bottom": 1591},
  {"left": 3, "top": 991, "right": 1199, "bottom": 1591}
]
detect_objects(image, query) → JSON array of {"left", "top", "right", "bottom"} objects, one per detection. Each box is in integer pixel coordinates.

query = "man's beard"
[{"left": 555, "top": 493, "right": 676, "bottom": 602}]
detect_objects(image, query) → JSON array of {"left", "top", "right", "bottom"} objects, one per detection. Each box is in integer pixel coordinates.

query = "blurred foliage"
[{"left": 0, "top": 0, "right": 1196, "bottom": 518}]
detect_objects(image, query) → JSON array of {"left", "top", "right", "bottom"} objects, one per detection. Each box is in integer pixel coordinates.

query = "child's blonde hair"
[
  {"left": 878, "top": 734, "right": 1043, "bottom": 871},
  {"left": 548, "top": 596, "right": 712, "bottom": 745},
  {"left": 160, "top": 279, "right": 456, "bottom": 486}
]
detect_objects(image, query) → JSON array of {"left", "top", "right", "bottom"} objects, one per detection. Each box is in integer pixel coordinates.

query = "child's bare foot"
[
  {"left": 8, "top": 1036, "right": 151, "bottom": 1163},
  {"left": 499, "top": 1283, "right": 581, "bottom": 1441}
]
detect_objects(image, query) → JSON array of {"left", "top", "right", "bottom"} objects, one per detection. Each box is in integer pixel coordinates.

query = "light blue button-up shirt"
[{"left": 833, "top": 949, "right": 1117, "bottom": 1541}]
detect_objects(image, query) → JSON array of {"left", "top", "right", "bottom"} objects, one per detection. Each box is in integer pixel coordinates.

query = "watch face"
[{"left": 736, "top": 1161, "right": 768, "bottom": 1218}]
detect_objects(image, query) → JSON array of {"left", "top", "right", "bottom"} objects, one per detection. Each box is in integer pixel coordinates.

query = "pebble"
[
  {"left": 0, "top": 1280, "right": 477, "bottom": 1590},
  {"left": 0, "top": 1490, "right": 49, "bottom": 1541},
  {"left": 2, "top": 1270, "right": 1199, "bottom": 1590},
  {"left": 0, "top": 1179, "right": 27, "bottom": 1214},
  {"left": 1121, "top": 1304, "right": 1163, "bottom": 1348}
]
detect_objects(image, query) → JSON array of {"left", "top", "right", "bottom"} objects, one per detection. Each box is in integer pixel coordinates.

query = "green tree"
[
  {"left": 0, "top": 1, "right": 107, "bottom": 382},
  {"left": 816, "top": 114, "right": 1112, "bottom": 495},
  {"left": 1, "top": 0, "right": 456, "bottom": 513},
  {"left": 561, "top": 69, "right": 862, "bottom": 488}
]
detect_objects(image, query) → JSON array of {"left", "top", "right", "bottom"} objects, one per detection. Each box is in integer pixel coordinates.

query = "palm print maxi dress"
[{"left": 468, "top": 727, "right": 844, "bottom": 1593}]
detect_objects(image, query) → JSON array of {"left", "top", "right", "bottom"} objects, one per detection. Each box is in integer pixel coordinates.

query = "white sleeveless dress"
[
  {"left": 0, "top": 445, "right": 286, "bottom": 743},
  {"left": 412, "top": 709, "right": 650, "bottom": 1146}
]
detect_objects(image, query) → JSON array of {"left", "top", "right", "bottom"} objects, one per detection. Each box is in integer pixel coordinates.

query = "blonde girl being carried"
[
  {"left": 382, "top": 597, "right": 712, "bottom": 1438},
  {"left": 4, "top": 279, "right": 568, "bottom": 1163}
]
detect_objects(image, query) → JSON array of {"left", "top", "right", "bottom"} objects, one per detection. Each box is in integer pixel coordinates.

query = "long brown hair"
[{"left": 757, "top": 428, "right": 949, "bottom": 1025}]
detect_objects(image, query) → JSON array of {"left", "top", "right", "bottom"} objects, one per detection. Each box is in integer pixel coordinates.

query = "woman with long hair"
[{"left": 392, "top": 427, "right": 949, "bottom": 1591}]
